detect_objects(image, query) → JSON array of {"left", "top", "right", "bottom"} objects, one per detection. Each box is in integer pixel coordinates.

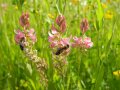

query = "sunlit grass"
[{"left": 0, "top": 0, "right": 120, "bottom": 90}]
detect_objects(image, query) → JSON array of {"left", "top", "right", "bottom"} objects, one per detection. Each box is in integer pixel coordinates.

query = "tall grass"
[{"left": 0, "top": 0, "right": 120, "bottom": 90}]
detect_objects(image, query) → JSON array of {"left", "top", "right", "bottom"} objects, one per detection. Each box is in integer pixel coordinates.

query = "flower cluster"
[
  {"left": 48, "top": 15, "right": 70, "bottom": 76},
  {"left": 80, "top": 18, "right": 89, "bottom": 34},
  {"left": 48, "top": 17, "right": 93, "bottom": 53},
  {"left": 15, "top": 29, "right": 36, "bottom": 45},
  {"left": 72, "top": 18, "right": 93, "bottom": 49},
  {"left": 48, "top": 16, "right": 93, "bottom": 76},
  {"left": 15, "top": 12, "right": 48, "bottom": 85},
  {"left": 72, "top": 36, "right": 93, "bottom": 49},
  {"left": 19, "top": 12, "right": 30, "bottom": 29},
  {"left": 48, "top": 15, "right": 70, "bottom": 56}
]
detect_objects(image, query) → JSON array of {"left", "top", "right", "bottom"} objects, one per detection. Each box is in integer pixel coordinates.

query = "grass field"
[{"left": 0, "top": 0, "right": 120, "bottom": 90}]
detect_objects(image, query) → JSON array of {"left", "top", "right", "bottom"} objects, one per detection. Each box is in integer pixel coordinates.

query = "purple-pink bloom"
[
  {"left": 83, "top": 37, "right": 93, "bottom": 48},
  {"left": 15, "top": 30, "right": 25, "bottom": 44},
  {"left": 72, "top": 36, "right": 83, "bottom": 47},
  {"left": 48, "top": 26, "right": 60, "bottom": 43},
  {"left": 60, "top": 21, "right": 66, "bottom": 33},
  {"left": 80, "top": 18, "right": 89, "bottom": 34},
  {"left": 19, "top": 12, "right": 30, "bottom": 28},
  {"left": 56, "top": 15, "right": 65, "bottom": 26},
  {"left": 72, "top": 36, "right": 93, "bottom": 49},
  {"left": 51, "top": 25, "right": 58, "bottom": 34},
  {"left": 56, "top": 15, "right": 66, "bottom": 33},
  {"left": 50, "top": 41, "right": 58, "bottom": 48},
  {"left": 59, "top": 38, "right": 70, "bottom": 46},
  {"left": 27, "top": 28, "right": 37, "bottom": 42}
]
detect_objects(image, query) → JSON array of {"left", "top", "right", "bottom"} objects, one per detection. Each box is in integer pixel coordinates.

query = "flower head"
[
  {"left": 59, "top": 38, "right": 70, "bottom": 47},
  {"left": 56, "top": 15, "right": 66, "bottom": 33},
  {"left": 72, "top": 36, "right": 93, "bottom": 49},
  {"left": 27, "top": 28, "right": 37, "bottom": 42},
  {"left": 19, "top": 12, "right": 30, "bottom": 28},
  {"left": 83, "top": 37, "right": 93, "bottom": 48},
  {"left": 15, "top": 30, "right": 25, "bottom": 44},
  {"left": 104, "top": 10, "right": 113, "bottom": 19},
  {"left": 113, "top": 70, "right": 120, "bottom": 79},
  {"left": 48, "top": 26, "right": 59, "bottom": 43},
  {"left": 80, "top": 18, "right": 89, "bottom": 34}
]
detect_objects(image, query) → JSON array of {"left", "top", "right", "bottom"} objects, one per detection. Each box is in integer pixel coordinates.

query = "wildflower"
[
  {"left": 80, "top": 18, "right": 89, "bottom": 34},
  {"left": 51, "top": 25, "right": 59, "bottom": 34},
  {"left": 27, "top": 28, "right": 37, "bottom": 43},
  {"left": 15, "top": 12, "right": 48, "bottom": 85},
  {"left": 19, "top": 12, "right": 30, "bottom": 28},
  {"left": 48, "top": 13, "right": 54, "bottom": 19},
  {"left": 84, "top": 37, "right": 93, "bottom": 48},
  {"left": 113, "top": 70, "right": 120, "bottom": 78},
  {"left": 15, "top": 30, "right": 25, "bottom": 44},
  {"left": 57, "top": 38, "right": 70, "bottom": 55},
  {"left": 56, "top": 15, "right": 66, "bottom": 33},
  {"left": 50, "top": 41, "right": 58, "bottom": 48},
  {"left": 104, "top": 10, "right": 113, "bottom": 19},
  {"left": 48, "top": 26, "right": 59, "bottom": 43},
  {"left": 72, "top": 36, "right": 82, "bottom": 47},
  {"left": 71, "top": 0, "right": 79, "bottom": 5},
  {"left": 72, "top": 36, "right": 93, "bottom": 49},
  {"left": 59, "top": 38, "right": 70, "bottom": 47}
]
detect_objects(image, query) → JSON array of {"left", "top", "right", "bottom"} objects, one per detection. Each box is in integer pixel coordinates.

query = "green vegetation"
[{"left": 0, "top": 0, "right": 120, "bottom": 90}]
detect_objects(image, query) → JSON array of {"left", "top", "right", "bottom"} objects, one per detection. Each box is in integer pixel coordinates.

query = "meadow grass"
[{"left": 0, "top": 0, "right": 120, "bottom": 90}]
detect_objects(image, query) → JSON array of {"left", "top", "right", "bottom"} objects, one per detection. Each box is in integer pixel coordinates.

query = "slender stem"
[{"left": 63, "top": 0, "right": 66, "bottom": 14}]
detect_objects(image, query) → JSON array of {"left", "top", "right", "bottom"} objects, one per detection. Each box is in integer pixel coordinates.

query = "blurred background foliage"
[{"left": 0, "top": 0, "right": 120, "bottom": 90}]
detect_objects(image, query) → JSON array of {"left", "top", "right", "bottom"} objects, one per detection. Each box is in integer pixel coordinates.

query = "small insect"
[
  {"left": 19, "top": 37, "right": 25, "bottom": 51},
  {"left": 55, "top": 44, "right": 69, "bottom": 55}
]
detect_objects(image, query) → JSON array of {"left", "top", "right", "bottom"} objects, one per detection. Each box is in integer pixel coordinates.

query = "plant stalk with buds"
[{"left": 15, "top": 12, "right": 48, "bottom": 85}]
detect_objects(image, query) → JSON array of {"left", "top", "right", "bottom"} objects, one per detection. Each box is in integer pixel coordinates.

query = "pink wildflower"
[
  {"left": 27, "top": 28, "right": 37, "bottom": 42},
  {"left": 48, "top": 26, "right": 59, "bottom": 43},
  {"left": 19, "top": 12, "right": 30, "bottom": 28},
  {"left": 72, "top": 36, "right": 82, "bottom": 47},
  {"left": 83, "top": 37, "right": 93, "bottom": 48},
  {"left": 59, "top": 38, "right": 70, "bottom": 46},
  {"left": 72, "top": 36, "right": 93, "bottom": 49},
  {"left": 50, "top": 41, "right": 58, "bottom": 48},
  {"left": 80, "top": 18, "right": 89, "bottom": 34},
  {"left": 15, "top": 30, "right": 25, "bottom": 44},
  {"left": 56, "top": 15, "right": 66, "bottom": 33},
  {"left": 51, "top": 25, "right": 58, "bottom": 34}
]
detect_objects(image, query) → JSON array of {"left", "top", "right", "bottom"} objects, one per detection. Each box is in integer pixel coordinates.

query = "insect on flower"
[
  {"left": 55, "top": 44, "right": 69, "bottom": 55},
  {"left": 19, "top": 37, "right": 25, "bottom": 51}
]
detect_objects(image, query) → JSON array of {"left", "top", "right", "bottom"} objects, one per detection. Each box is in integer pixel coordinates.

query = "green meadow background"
[{"left": 0, "top": 0, "right": 120, "bottom": 90}]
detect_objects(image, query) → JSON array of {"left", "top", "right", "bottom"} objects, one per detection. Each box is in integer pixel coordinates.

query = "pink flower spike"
[
  {"left": 56, "top": 15, "right": 66, "bottom": 33},
  {"left": 50, "top": 41, "right": 58, "bottom": 48},
  {"left": 72, "top": 36, "right": 82, "bottom": 47},
  {"left": 56, "top": 15, "right": 65, "bottom": 26},
  {"left": 15, "top": 30, "right": 25, "bottom": 44},
  {"left": 84, "top": 37, "right": 93, "bottom": 48},
  {"left": 73, "top": 36, "right": 79, "bottom": 41},
  {"left": 48, "top": 32, "right": 55, "bottom": 42},
  {"left": 28, "top": 28, "right": 37, "bottom": 42},
  {"left": 48, "top": 36, "right": 54, "bottom": 42},
  {"left": 80, "top": 18, "right": 89, "bottom": 34},
  {"left": 59, "top": 38, "right": 70, "bottom": 46},
  {"left": 51, "top": 29, "right": 58, "bottom": 35},
  {"left": 19, "top": 12, "right": 30, "bottom": 28},
  {"left": 60, "top": 21, "right": 66, "bottom": 33},
  {"left": 51, "top": 25, "right": 58, "bottom": 34}
]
